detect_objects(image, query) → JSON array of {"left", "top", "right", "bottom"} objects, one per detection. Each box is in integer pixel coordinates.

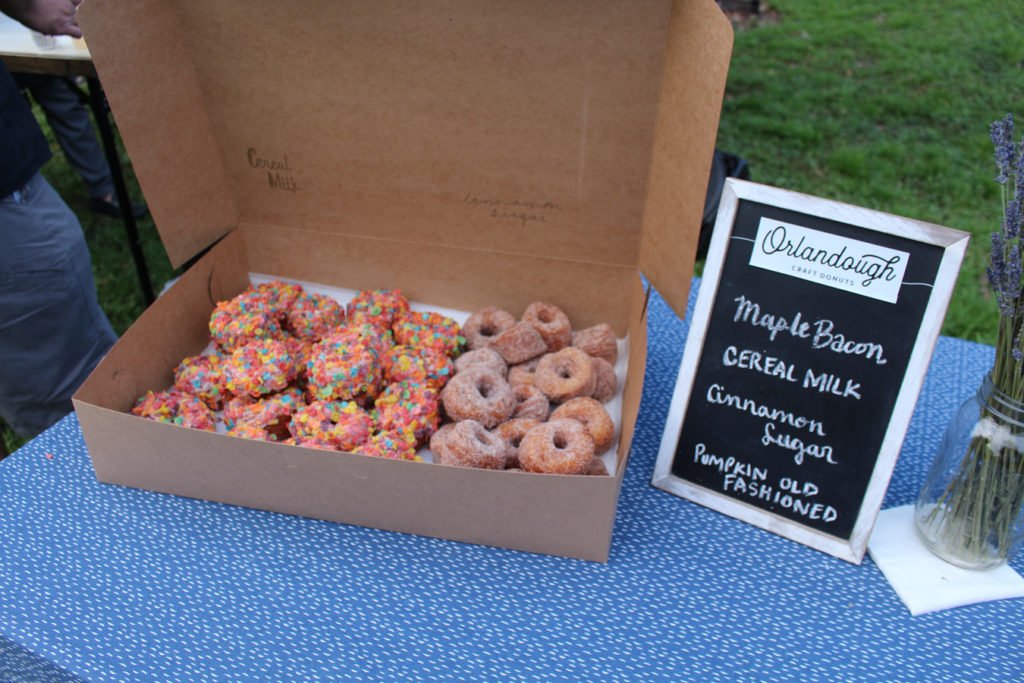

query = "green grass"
[
  {"left": 716, "top": 0, "right": 1024, "bottom": 343},
  {"left": 2, "top": 0, "right": 1022, "bottom": 453}
]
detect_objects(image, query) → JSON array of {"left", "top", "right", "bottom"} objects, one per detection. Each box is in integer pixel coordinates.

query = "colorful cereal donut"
[
  {"left": 290, "top": 400, "right": 373, "bottom": 451},
  {"left": 511, "top": 383, "right": 550, "bottom": 421},
  {"left": 489, "top": 321, "right": 548, "bottom": 365},
  {"left": 494, "top": 417, "right": 541, "bottom": 469},
  {"left": 284, "top": 436, "right": 339, "bottom": 451},
  {"left": 326, "top": 323, "right": 393, "bottom": 361},
  {"left": 591, "top": 357, "right": 618, "bottom": 404},
  {"left": 131, "top": 389, "right": 183, "bottom": 423},
  {"left": 534, "top": 347, "right": 597, "bottom": 403},
  {"left": 374, "top": 380, "right": 441, "bottom": 446},
  {"left": 572, "top": 323, "right": 618, "bottom": 365},
  {"left": 132, "top": 390, "right": 216, "bottom": 431},
  {"left": 173, "top": 352, "right": 228, "bottom": 409},
  {"left": 507, "top": 358, "right": 540, "bottom": 388},
  {"left": 393, "top": 311, "right": 465, "bottom": 358},
  {"left": 454, "top": 347, "right": 507, "bottom": 378},
  {"left": 550, "top": 397, "right": 615, "bottom": 454},
  {"left": 518, "top": 419, "right": 595, "bottom": 475},
  {"left": 176, "top": 395, "right": 217, "bottom": 431},
  {"left": 523, "top": 301, "right": 572, "bottom": 352},
  {"left": 306, "top": 332, "right": 383, "bottom": 401},
  {"left": 434, "top": 420, "right": 507, "bottom": 470},
  {"left": 224, "top": 338, "right": 301, "bottom": 397},
  {"left": 226, "top": 422, "right": 277, "bottom": 441},
  {"left": 286, "top": 292, "right": 345, "bottom": 342},
  {"left": 280, "top": 335, "right": 314, "bottom": 384},
  {"left": 209, "top": 291, "right": 284, "bottom": 352},
  {"left": 439, "top": 366, "right": 516, "bottom": 429},
  {"left": 461, "top": 306, "right": 517, "bottom": 351},
  {"left": 362, "top": 429, "right": 421, "bottom": 461},
  {"left": 224, "top": 388, "right": 306, "bottom": 439},
  {"left": 346, "top": 289, "right": 410, "bottom": 331},
  {"left": 382, "top": 345, "right": 454, "bottom": 389},
  {"left": 253, "top": 280, "right": 305, "bottom": 318}
]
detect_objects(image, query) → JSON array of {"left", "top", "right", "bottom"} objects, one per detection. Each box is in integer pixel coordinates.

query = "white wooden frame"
[{"left": 652, "top": 179, "right": 970, "bottom": 564}]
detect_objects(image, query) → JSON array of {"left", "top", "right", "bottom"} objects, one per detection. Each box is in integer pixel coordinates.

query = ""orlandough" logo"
[{"left": 747, "top": 218, "right": 909, "bottom": 303}]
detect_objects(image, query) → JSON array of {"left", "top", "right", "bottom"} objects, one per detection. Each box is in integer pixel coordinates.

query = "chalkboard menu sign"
[{"left": 653, "top": 180, "right": 969, "bottom": 563}]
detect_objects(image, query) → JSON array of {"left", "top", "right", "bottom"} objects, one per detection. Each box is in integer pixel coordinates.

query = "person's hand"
[{"left": 3, "top": 0, "right": 84, "bottom": 38}]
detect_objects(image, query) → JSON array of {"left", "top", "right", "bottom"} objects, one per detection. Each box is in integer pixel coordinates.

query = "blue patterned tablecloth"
[{"left": 1, "top": 283, "right": 1020, "bottom": 682}]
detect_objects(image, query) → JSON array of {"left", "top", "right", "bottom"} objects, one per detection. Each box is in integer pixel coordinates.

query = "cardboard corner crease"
[{"left": 72, "top": 0, "right": 733, "bottom": 561}]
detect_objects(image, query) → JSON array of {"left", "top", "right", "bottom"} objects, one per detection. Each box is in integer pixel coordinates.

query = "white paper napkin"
[{"left": 867, "top": 504, "right": 1024, "bottom": 616}]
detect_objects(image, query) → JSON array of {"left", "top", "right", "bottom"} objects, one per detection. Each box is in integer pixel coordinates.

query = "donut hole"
[
  {"left": 480, "top": 325, "right": 496, "bottom": 336},
  {"left": 476, "top": 380, "right": 493, "bottom": 398},
  {"left": 553, "top": 433, "right": 568, "bottom": 449},
  {"left": 558, "top": 366, "right": 572, "bottom": 379},
  {"left": 538, "top": 310, "right": 554, "bottom": 323},
  {"left": 474, "top": 430, "right": 491, "bottom": 446}
]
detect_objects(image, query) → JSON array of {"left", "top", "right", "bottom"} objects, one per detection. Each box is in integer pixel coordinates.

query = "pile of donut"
[{"left": 131, "top": 280, "right": 619, "bottom": 475}]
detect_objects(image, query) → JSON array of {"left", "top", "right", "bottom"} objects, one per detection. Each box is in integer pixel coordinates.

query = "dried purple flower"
[
  {"left": 987, "top": 114, "right": 1024, "bottom": 372},
  {"left": 991, "top": 113, "right": 1015, "bottom": 185}
]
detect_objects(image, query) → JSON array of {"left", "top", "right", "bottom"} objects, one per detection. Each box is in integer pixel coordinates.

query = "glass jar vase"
[{"left": 914, "top": 372, "right": 1024, "bottom": 569}]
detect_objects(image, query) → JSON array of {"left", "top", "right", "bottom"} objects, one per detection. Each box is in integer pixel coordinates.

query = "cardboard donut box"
[{"left": 72, "top": 0, "right": 732, "bottom": 561}]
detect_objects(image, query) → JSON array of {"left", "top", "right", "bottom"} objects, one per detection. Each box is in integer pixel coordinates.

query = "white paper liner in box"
[
  {"left": 867, "top": 504, "right": 1024, "bottom": 616},
  {"left": 201, "top": 273, "right": 629, "bottom": 475}
]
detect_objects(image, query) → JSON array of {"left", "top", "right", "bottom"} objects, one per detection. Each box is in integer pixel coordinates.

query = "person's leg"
[
  {"left": 14, "top": 73, "right": 115, "bottom": 201},
  {"left": 0, "top": 172, "right": 117, "bottom": 438}
]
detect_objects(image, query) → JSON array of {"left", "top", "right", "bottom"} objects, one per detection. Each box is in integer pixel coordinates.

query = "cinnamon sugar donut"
[
  {"left": 454, "top": 347, "right": 508, "bottom": 378},
  {"left": 511, "top": 383, "right": 550, "bottom": 421},
  {"left": 551, "top": 397, "right": 615, "bottom": 454},
  {"left": 434, "top": 420, "right": 507, "bottom": 470},
  {"left": 534, "top": 347, "right": 597, "bottom": 403},
  {"left": 572, "top": 323, "right": 618, "bottom": 365},
  {"left": 489, "top": 321, "right": 547, "bottom": 364},
  {"left": 585, "top": 458, "right": 610, "bottom": 476},
  {"left": 494, "top": 418, "right": 541, "bottom": 469},
  {"left": 462, "top": 306, "right": 517, "bottom": 351},
  {"left": 523, "top": 301, "right": 572, "bottom": 352},
  {"left": 507, "top": 358, "right": 540, "bottom": 388},
  {"left": 428, "top": 422, "right": 456, "bottom": 455},
  {"left": 519, "top": 419, "right": 595, "bottom": 475},
  {"left": 591, "top": 357, "right": 618, "bottom": 404},
  {"left": 439, "top": 366, "right": 516, "bottom": 428}
]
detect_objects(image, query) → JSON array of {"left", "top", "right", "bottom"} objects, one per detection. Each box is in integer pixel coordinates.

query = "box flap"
[
  {"left": 639, "top": 0, "right": 733, "bottom": 318},
  {"left": 78, "top": 0, "right": 237, "bottom": 268},
  {"left": 80, "top": 0, "right": 729, "bottom": 273}
]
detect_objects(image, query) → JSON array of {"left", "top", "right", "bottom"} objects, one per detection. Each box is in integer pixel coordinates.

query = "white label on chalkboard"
[{"left": 748, "top": 218, "right": 910, "bottom": 303}]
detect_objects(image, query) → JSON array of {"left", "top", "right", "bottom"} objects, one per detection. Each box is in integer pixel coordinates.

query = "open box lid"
[{"left": 79, "top": 0, "right": 731, "bottom": 317}]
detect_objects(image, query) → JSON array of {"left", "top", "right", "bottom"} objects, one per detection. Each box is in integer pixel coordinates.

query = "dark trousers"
[
  {"left": 0, "top": 172, "right": 117, "bottom": 437},
  {"left": 13, "top": 74, "right": 114, "bottom": 200}
]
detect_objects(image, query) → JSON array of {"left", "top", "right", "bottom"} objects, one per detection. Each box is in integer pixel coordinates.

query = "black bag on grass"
[{"left": 698, "top": 149, "right": 750, "bottom": 258}]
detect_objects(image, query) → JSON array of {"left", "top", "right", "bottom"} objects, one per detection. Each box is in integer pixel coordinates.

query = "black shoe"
[{"left": 89, "top": 196, "right": 149, "bottom": 220}]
